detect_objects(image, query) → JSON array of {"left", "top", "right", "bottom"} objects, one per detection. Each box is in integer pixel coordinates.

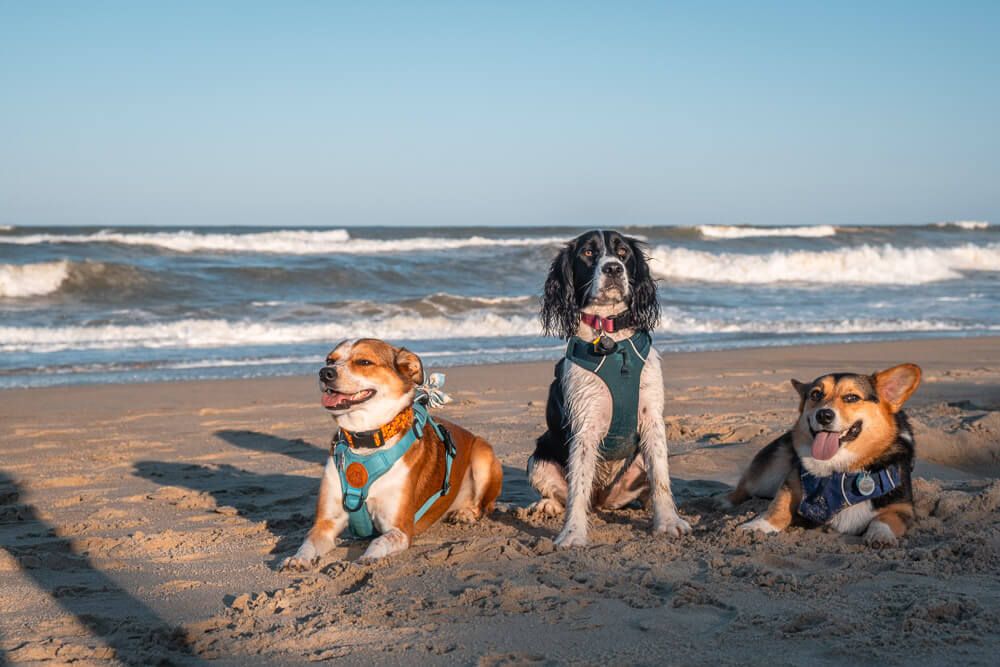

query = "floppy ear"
[
  {"left": 873, "top": 363, "right": 921, "bottom": 412},
  {"left": 540, "top": 241, "right": 578, "bottom": 339},
  {"left": 625, "top": 236, "right": 660, "bottom": 332},
  {"left": 394, "top": 348, "right": 425, "bottom": 386},
  {"left": 790, "top": 379, "right": 810, "bottom": 399}
]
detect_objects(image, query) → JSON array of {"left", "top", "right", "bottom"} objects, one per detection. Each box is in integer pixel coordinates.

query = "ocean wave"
[
  {"left": 0, "top": 260, "right": 151, "bottom": 298},
  {"left": 0, "top": 228, "right": 566, "bottom": 254},
  {"left": 934, "top": 220, "right": 990, "bottom": 230},
  {"left": 0, "top": 225, "right": 12, "bottom": 231},
  {"left": 698, "top": 225, "right": 837, "bottom": 239},
  {"left": 649, "top": 243, "right": 1000, "bottom": 285},
  {"left": 0, "top": 261, "right": 70, "bottom": 297},
  {"left": 0, "top": 312, "right": 992, "bottom": 354},
  {"left": 0, "top": 314, "right": 543, "bottom": 353}
]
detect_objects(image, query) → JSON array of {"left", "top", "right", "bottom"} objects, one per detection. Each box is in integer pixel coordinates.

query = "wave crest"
[
  {"left": 698, "top": 225, "right": 837, "bottom": 239},
  {"left": 1, "top": 229, "right": 565, "bottom": 254},
  {"left": 649, "top": 243, "right": 1000, "bottom": 285},
  {"left": 0, "top": 261, "right": 70, "bottom": 297},
  {"left": 934, "top": 220, "right": 990, "bottom": 230}
]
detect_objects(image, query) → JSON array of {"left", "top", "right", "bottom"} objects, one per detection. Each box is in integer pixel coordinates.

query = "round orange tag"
[{"left": 345, "top": 462, "right": 369, "bottom": 488}]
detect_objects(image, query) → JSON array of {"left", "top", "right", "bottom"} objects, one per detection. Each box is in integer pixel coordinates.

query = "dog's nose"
[
  {"left": 319, "top": 366, "right": 337, "bottom": 383},
  {"left": 602, "top": 262, "right": 624, "bottom": 276},
  {"left": 815, "top": 408, "right": 835, "bottom": 427}
]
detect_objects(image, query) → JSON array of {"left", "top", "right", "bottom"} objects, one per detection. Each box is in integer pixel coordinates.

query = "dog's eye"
[
  {"left": 809, "top": 389, "right": 823, "bottom": 401},
  {"left": 617, "top": 248, "right": 627, "bottom": 257},
  {"left": 583, "top": 249, "right": 593, "bottom": 257},
  {"left": 355, "top": 359, "right": 373, "bottom": 367},
  {"left": 842, "top": 394, "right": 860, "bottom": 403}
]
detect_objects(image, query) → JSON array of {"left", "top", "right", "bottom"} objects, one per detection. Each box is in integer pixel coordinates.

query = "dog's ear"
[
  {"left": 873, "top": 363, "right": 921, "bottom": 412},
  {"left": 394, "top": 347, "right": 425, "bottom": 386},
  {"left": 625, "top": 236, "right": 660, "bottom": 332},
  {"left": 540, "top": 241, "right": 578, "bottom": 339},
  {"left": 790, "top": 379, "right": 810, "bottom": 399}
]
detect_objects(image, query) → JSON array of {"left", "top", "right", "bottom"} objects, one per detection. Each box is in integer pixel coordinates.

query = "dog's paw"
[
  {"left": 738, "top": 517, "right": 780, "bottom": 534},
  {"left": 279, "top": 555, "right": 317, "bottom": 572},
  {"left": 653, "top": 515, "right": 692, "bottom": 538},
  {"left": 446, "top": 507, "right": 481, "bottom": 524},
  {"left": 554, "top": 527, "right": 589, "bottom": 549},
  {"left": 863, "top": 520, "right": 898, "bottom": 547},
  {"left": 527, "top": 498, "right": 564, "bottom": 517}
]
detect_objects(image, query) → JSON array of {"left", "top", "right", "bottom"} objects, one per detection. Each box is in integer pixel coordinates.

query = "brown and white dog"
[
  {"left": 731, "top": 363, "right": 921, "bottom": 546},
  {"left": 281, "top": 339, "right": 502, "bottom": 568}
]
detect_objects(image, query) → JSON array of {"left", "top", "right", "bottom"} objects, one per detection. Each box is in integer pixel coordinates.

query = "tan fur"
[
  {"left": 282, "top": 339, "right": 502, "bottom": 569},
  {"left": 735, "top": 363, "right": 921, "bottom": 545}
]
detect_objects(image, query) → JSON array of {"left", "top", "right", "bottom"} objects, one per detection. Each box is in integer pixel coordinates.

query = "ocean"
[{"left": 1, "top": 222, "right": 997, "bottom": 389}]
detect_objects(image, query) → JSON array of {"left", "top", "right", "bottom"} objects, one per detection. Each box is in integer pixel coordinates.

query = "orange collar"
[{"left": 338, "top": 407, "right": 415, "bottom": 449}]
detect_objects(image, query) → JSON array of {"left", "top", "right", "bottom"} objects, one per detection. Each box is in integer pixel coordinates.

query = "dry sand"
[{"left": 1, "top": 337, "right": 998, "bottom": 665}]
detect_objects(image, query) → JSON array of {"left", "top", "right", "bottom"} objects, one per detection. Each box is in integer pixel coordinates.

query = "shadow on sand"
[{"left": 0, "top": 470, "right": 204, "bottom": 664}]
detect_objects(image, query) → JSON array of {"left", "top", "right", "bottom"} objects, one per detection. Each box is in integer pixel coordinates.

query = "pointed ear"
[
  {"left": 394, "top": 348, "right": 424, "bottom": 386},
  {"left": 790, "top": 379, "right": 810, "bottom": 399},
  {"left": 873, "top": 363, "right": 921, "bottom": 412}
]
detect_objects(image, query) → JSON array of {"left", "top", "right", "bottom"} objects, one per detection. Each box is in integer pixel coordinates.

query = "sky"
[{"left": 1, "top": 1, "right": 998, "bottom": 228}]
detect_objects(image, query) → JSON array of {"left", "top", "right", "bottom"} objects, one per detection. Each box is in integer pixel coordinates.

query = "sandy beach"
[{"left": 1, "top": 336, "right": 999, "bottom": 665}]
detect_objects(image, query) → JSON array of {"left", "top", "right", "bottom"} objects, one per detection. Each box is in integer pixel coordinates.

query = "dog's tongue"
[
  {"left": 321, "top": 391, "right": 350, "bottom": 409},
  {"left": 811, "top": 431, "right": 840, "bottom": 460}
]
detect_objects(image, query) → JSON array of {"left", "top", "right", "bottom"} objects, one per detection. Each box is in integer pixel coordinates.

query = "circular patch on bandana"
[{"left": 345, "top": 462, "right": 368, "bottom": 488}]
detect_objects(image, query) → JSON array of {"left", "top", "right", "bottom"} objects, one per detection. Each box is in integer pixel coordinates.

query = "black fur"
[
  {"left": 534, "top": 230, "right": 659, "bottom": 467},
  {"left": 540, "top": 230, "right": 659, "bottom": 340}
]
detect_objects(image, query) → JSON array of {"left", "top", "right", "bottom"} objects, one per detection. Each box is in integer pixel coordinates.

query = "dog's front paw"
[
  {"left": 527, "top": 498, "right": 564, "bottom": 517},
  {"left": 279, "top": 555, "right": 317, "bottom": 572},
  {"left": 739, "top": 516, "right": 780, "bottom": 534},
  {"left": 554, "top": 527, "right": 589, "bottom": 549},
  {"left": 653, "top": 514, "right": 692, "bottom": 538},
  {"left": 863, "top": 520, "right": 898, "bottom": 547},
  {"left": 446, "top": 507, "right": 481, "bottom": 524}
]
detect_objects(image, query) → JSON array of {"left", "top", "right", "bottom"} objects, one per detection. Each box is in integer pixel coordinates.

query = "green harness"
[
  {"left": 332, "top": 402, "right": 456, "bottom": 539},
  {"left": 561, "top": 330, "right": 652, "bottom": 460}
]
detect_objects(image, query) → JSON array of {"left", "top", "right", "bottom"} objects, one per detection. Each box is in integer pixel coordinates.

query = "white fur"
[
  {"left": 323, "top": 340, "right": 414, "bottom": 433},
  {"left": 863, "top": 519, "right": 898, "bottom": 546},
  {"left": 740, "top": 516, "right": 780, "bottom": 534},
  {"left": 828, "top": 500, "right": 877, "bottom": 536}
]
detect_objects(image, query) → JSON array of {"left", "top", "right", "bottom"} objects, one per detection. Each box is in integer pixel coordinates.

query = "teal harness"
[
  {"left": 562, "top": 330, "right": 652, "bottom": 460},
  {"left": 332, "top": 402, "right": 456, "bottom": 539}
]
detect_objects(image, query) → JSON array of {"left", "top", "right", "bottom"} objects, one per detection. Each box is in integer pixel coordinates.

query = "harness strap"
[
  {"left": 797, "top": 463, "right": 903, "bottom": 525},
  {"left": 333, "top": 402, "right": 456, "bottom": 538}
]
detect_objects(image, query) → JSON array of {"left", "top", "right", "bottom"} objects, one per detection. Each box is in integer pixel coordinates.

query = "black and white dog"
[{"left": 527, "top": 229, "right": 691, "bottom": 547}]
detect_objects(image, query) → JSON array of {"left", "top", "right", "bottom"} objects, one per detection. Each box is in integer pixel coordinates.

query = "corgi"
[
  {"left": 281, "top": 339, "right": 503, "bottom": 568},
  {"left": 731, "top": 363, "right": 921, "bottom": 546}
]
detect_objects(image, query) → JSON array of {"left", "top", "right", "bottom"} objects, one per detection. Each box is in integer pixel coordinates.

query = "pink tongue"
[
  {"left": 321, "top": 392, "right": 350, "bottom": 409},
  {"left": 811, "top": 431, "right": 841, "bottom": 460}
]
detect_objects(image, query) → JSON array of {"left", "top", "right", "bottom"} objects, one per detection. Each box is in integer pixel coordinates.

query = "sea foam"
[
  {"left": 1, "top": 228, "right": 566, "bottom": 254},
  {"left": 698, "top": 225, "right": 837, "bottom": 239},
  {"left": 0, "top": 261, "right": 70, "bottom": 298},
  {"left": 649, "top": 243, "right": 1000, "bottom": 285}
]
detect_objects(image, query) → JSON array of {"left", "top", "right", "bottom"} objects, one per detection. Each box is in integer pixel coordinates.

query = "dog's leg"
[
  {"left": 526, "top": 455, "right": 568, "bottom": 516},
  {"left": 864, "top": 502, "right": 913, "bottom": 547},
  {"left": 637, "top": 353, "right": 691, "bottom": 537},
  {"left": 740, "top": 471, "right": 801, "bottom": 534},
  {"left": 359, "top": 527, "right": 411, "bottom": 561},
  {"left": 446, "top": 438, "right": 503, "bottom": 524},
  {"left": 281, "top": 458, "right": 349, "bottom": 571},
  {"left": 725, "top": 432, "right": 795, "bottom": 508}
]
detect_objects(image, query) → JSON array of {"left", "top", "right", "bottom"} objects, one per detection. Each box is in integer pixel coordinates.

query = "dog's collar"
[
  {"left": 580, "top": 311, "right": 633, "bottom": 334},
  {"left": 338, "top": 407, "right": 415, "bottom": 449}
]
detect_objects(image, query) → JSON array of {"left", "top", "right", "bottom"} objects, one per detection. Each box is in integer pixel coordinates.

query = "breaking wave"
[
  {"left": 0, "top": 312, "right": 992, "bottom": 354},
  {"left": 0, "top": 261, "right": 70, "bottom": 298},
  {"left": 0, "top": 228, "right": 565, "bottom": 254},
  {"left": 698, "top": 225, "right": 837, "bottom": 239},
  {"left": 0, "top": 260, "right": 151, "bottom": 298},
  {"left": 649, "top": 243, "right": 1000, "bottom": 285},
  {"left": 934, "top": 220, "right": 990, "bottom": 230}
]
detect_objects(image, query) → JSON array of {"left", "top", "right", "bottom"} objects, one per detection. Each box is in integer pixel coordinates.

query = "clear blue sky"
[{"left": 2, "top": 1, "right": 997, "bottom": 227}]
